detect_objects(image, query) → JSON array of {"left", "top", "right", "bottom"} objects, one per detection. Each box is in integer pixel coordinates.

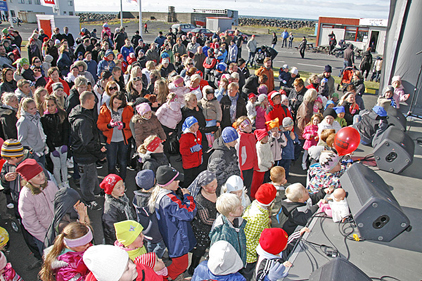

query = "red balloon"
[{"left": 334, "top": 127, "right": 361, "bottom": 156}]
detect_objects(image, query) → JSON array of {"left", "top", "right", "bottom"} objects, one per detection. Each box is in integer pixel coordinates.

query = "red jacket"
[
  {"left": 237, "top": 131, "right": 258, "bottom": 171},
  {"left": 85, "top": 262, "right": 163, "bottom": 281},
  {"left": 265, "top": 102, "right": 292, "bottom": 124},
  {"left": 46, "top": 77, "right": 70, "bottom": 95},
  {"left": 179, "top": 131, "right": 203, "bottom": 169},
  {"left": 97, "top": 104, "right": 134, "bottom": 144}
]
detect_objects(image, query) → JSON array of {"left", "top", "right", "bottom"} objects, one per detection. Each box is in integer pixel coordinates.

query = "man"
[
  {"left": 255, "top": 57, "right": 274, "bottom": 92},
  {"left": 193, "top": 46, "right": 206, "bottom": 73},
  {"left": 238, "top": 58, "right": 250, "bottom": 80},
  {"left": 341, "top": 44, "right": 355, "bottom": 76},
  {"left": 187, "top": 36, "right": 200, "bottom": 55},
  {"left": 281, "top": 29, "right": 289, "bottom": 48},
  {"left": 134, "top": 39, "right": 148, "bottom": 57},
  {"left": 69, "top": 91, "right": 106, "bottom": 210},
  {"left": 131, "top": 30, "right": 142, "bottom": 47},
  {"left": 318, "top": 65, "right": 335, "bottom": 97},
  {"left": 154, "top": 31, "right": 166, "bottom": 48},
  {"left": 328, "top": 31, "right": 336, "bottom": 54},
  {"left": 63, "top": 26, "right": 75, "bottom": 48},
  {"left": 65, "top": 76, "right": 89, "bottom": 115},
  {"left": 38, "top": 29, "right": 48, "bottom": 43},
  {"left": 228, "top": 62, "right": 245, "bottom": 91},
  {"left": 234, "top": 30, "right": 243, "bottom": 59},
  {"left": 15, "top": 79, "right": 33, "bottom": 101},
  {"left": 299, "top": 36, "right": 307, "bottom": 59},
  {"left": 246, "top": 35, "right": 257, "bottom": 67},
  {"left": 176, "top": 26, "right": 186, "bottom": 37},
  {"left": 51, "top": 27, "right": 64, "bottom": 42},
  {"left": 74, "top": 38, "right": 90, "bottom": 59},
  {"left": 172, "top": 37, "right": 187, "bottom": 57},
  {"left": 166, "top": 27, "right": 176, "bottom": 45},
  {"left": 145, "top": 43, "right": 160, "bottom": 63},
  {"left": 0, "top": 44, "right": 13, "bottom": 69},
  {"left": 114, "top": 28, "right": 126, "bottom": 53}
]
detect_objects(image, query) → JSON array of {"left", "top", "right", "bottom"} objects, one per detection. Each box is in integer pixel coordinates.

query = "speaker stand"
[{"left": 406, "top": 50, "right": 422, "bottom": 121}]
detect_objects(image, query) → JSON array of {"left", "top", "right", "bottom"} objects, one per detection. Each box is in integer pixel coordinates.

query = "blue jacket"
[
  {"left": 57, "top": 51, "right": 72, "bottom": 77},
  {"left": 281, "top": 31, "right": 289, "bottom": 39},
  {"left": 281, "top": 130, "right": 299, "bottom": 160},
  {"left": 192, "top": 261, "right": 246, "bottom": 281},
  {"left": 155, "top": 189, "right": 197, "bottom": 258},
  {"left": 120, "top": 45, "right": 134, "bottom": 62},
  {"left": 278, "top": 70, "right": 291, "bottom": 85},
  {"left": 217, "top": 49, "right": 228, "bottom": 63},
  {"left": 97, "top": 58, "right": 116, "bottom": 78},
  {"left": 154, "top": 36, "right": 166, "bottom": 48},
  {"left": 84, "top": 59, "right": 98, "bottom": 82},
  {"left": 209, "top": 215, "right": 247, "bottom": 266}
]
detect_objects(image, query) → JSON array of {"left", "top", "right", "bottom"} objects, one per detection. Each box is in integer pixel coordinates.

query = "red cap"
[
  {"left": 254, "top": 129, "right": 268, "bottom": 141},
  {"left": 248, "top": 93, "right": 256, "bottom": 100},
  {"left": 279, "top": 89, "right": 287, "bottom": 96},
  {"left": 146, "top": 136, "right": 161, "bottom": 152},
  {"left": 259, "top": 228, "right": 289, "bottom": 255},
  {"left": 255, "top": 183, "right": 277, "bottom": 205},
  {"left": 16, "top": 159, "right": 43, "bottom": 181},
  {"left": 100, "top": 174, "right": 123, "bottom": 195}
]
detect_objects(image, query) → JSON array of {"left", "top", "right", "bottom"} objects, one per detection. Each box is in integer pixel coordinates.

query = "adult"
[
  {"left": 271, "top": 32, "right": 277, "bottom": 49},
  {"left": 154, "top": 31, "right": 166, "bottom": 48},
  {"left": 341, "top": 44, "right": 354, "bottom": 75},
  {"left": 317, "top": 108, "right": 342, "bottom": 137},
  {"left": 318, "top": 65, "right": 335, "bottom": 97},
  {"left": 360, "top": 47, "right": 373, "bottom": 80},
  {"left": 14, "top": 79, "right": 32, "bottom": 101},
  {"left": 295, "top": 89, "right": 318, "bottom": 139},
  {"left": 286, "top": 78, "right": 307, "bottom": 119},
  {"left": 220, "top": 82, "right": 247, "bottom": 129},
  {"left": 45, "top": 67, "right": 70, "bottom": 95},
  {"left": 187, "top": 37, "right": 200, "bottom": 55},
  {"left": 339, "top": 91, "right": 360, "bottom": 126},
  {"left": 65, "top": 76, "right": 88, "bottom": 115},
  {"left": 328, "top": 31, "right": 337, "bottom": 54},
  {"left": 281, "top": 29, "right": 289, "bottom": 48},
  {"left": 228, "top": 40, "right": 238, "bottom": 64},
  {"left": 255, "top": 58, "right": 274, "bottom": 92},
  {"left": 0, "top": 44, "right": 13, "bottom": 69},
  {"left": 242, "top": 74, "right": 267, "bottom": 96},
  {"left": 353, "top": 105, "right": 388, "bottom": 147},
  {"left": 83, "top": 51, "right": 98, "bottom": 82},
  {"left": 172, "top": 37, "right": 187, "bottom": 57},
  {"left": 120, "top": 38, "right": 134, "bottom": 62},
  {"left": 74, "top": 60, "right": 95, "bottom": 86},
  {"left": 0, "top": 68, "right": 17, "bottom": 94},
  {"left": 27, "top": 38, "right": 42, "bottom": 64},
  {"left": 145, "top": 43, "right": 160, "bottom": 63},
  {"left": 45, "top": 39, "right": 59, "bottom": 66},
  {"left": 0, "top": 93, "right": 18, "bottom": 139},
  {"left": 194, "top": 46, "right": 206, "bottom": 73},
  {"left": 57, "top": 45, "right": 72, "bottom": 77},
  {"left": 62, "top": 26, "right": 75, "bottom": 48},
  {"left": 265, "top": 90, "right": 292, "bottom": 124},
  {"left": 69, "top": 91, "right": 106, "bottom": 210},
  {"left": 246, "top": 35, "right": 257, "bottom": 67},
  {"left": 74, "top": 38, "right": 90, "bottom": 59},
  {"left": 114, "top": 28, "right": 126, "bottom": 52},
  {"left": 51, "top": 27, "right": 64, "bottom": 43},
  {"left": 299, "top": 37, "right": 307, "bottom": 59}
]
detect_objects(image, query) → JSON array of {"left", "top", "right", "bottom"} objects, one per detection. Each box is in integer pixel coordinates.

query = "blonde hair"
[
  {"left": 190, "top": 74, "right": 201, "bottom": 82},
  {"left": 148, "top": 185, "right": 163, "bottom": 213},
  {"left": 216, "top": 193, "right": 242, "bottom": 217},
  {"left": 154, "top": 79, "right": 169, "bottom": 105},
  {"left": 184, "top": 92, "right": 197, "bottom": 103},
  {"left": 303, "top": 89, "right": 317, "bottom": 103},
  {"left": 338, "top": 92, "right": 354, "bottom": 106},
  {"left": 270, "top": 166, "right": 286, "bottom": 183},
  {"left": 17, "top": 97, "right": 36, "bottom": 118},
  {"left": 307, "top": 74, "right": 319, "bottom": 84},
  {"left": 145, "top": 60, "right": 155, "bottom": 71},
  {"left": 233, "top": 116, "right": 250, "bottom": 129},
  {"left": 231, "top": 72, "right": 239, "bottom": 80},
  {"left": 1, "top": 92, "right": 17, "bottom": 105},
  {"left": 285, "top": 183, "right": 306, "bottom": 202},
  {"left": 34, "top": 87, "right": 48, "bottom": 117},
  {"left": 306, "top": 113, "right": 323, "bottom": 127},
  {"left": 130, "top": 66, "right": 142, "bottom": 80},
  {"left": 227, "top": 82, "right": 239, "bottom": 90}
]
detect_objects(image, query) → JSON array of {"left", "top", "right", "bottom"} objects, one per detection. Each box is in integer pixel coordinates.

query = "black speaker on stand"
[
  {"left": 386, "top": 106, "right": 407, "bottom": 131},
  {"left": 308, "top": 258, "right": 371, "bottom": 281}
]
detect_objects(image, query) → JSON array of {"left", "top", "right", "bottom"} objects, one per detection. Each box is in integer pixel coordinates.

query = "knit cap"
[
  {"left": 392, "top": 76, "right": 401, "bottom": 82},
  {"left": 16, "top": 159, "right": 43, "bottom": 182},
  {"left": 135, "top": 170, "right": 155, "bottom": 190},
  {"left": 265, "top": 118, "right": 279, "bottom": 130},
  {"left": 255, "top": 183, "right": 277, "bottom": 205},
  {"left": 221, "top": 127, "right": 238, "bottom": 143},
  {"left": 282, "top": 117, "right": 294, "bottom": 128},
  {"left": 254, "top": 129, "right": 268, "bottom": 141},
  {"left": 259, "top": 228, "right": 289, "bottom": 255},
  {"left": 83, "top": 245, "right": 128, "bottom": 281},
  {"left": 222, "top": 175, "right": 244, "bottom": 193},
  {"left": 257, "top": 94, "right": 267, "bottom": 104},
  {"left": 100, "top": 174, "right": 123, "bottom": 195},
  {"left": 52, "top": 82, "right": 64, "bottom": 91},
  {"left": 290, "top": 67, "right": 298, "bottom": 75},
  {"left": 258, "top": 85, "right": 268, "bottom": 96},
  {"left": 136, "top": 102, "right": 151, "bottom": 116},
  {"left": 182, "top": 116, "right": 198, "bottom": 132},
  {"left": 324, "top": 65, "right": 332, "bottom": 73},
  {"left": 156, "top": 166, "right": 184, "bottom": 187},
  {"left": 0, "top": 227, "right": 9, "bottom": 248},
  {"left": 135, "top": 252, "right": 156, "bottom": 269},
  {"left": 114, "top": 220, "right": 144, "bottom": 247},
  {"left": 325, "top": 100, "right": 335, "bottom": 109},
  {"left": 334, "top": 106, "right": 345, "bottom": 114},
  {"left": 319, "top": 150, "right": 340, "bottom": 172},
  {"left": 323, "top": 108, "right": 337, "bottom": 119},
  {"left": 1, "top": 139, "right": 23, "bottom": 158},
  {"left": 384, "top": 85, "right": 394, "bottom": 94},
  {"left": 270, "top": 90, "right": 281, "bottom": 100},
  {"left": 208, "top": 241, "right": 243, "bottom": 276}
]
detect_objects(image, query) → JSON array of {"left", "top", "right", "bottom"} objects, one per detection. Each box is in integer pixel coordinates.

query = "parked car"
[
  {"left": 171, "top": 23, "right": 197, "bottom": 33},
  {"left": 226, "top": 30, "right": 248, "bottom": 42},
  {"left": 187, "top": 28, "right": 214, "bottom": 38}
]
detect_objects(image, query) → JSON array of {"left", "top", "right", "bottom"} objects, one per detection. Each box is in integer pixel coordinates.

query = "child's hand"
[
  {"left": 181, "top": 188, "right": 190, "bottom": 195},
  {"left": 320, "top": 199, "right": 327, "bottom": 204},
  {"left": 5, "top": 172, "right": 17, "bottom": 182},
  {"left": 283, "top": 261, "right": 293, "bottom": 268},
  {"left": 324, "top": 186, "right": 334, "bottom": 194},
  {"left": 299, "top": 227, "right": 310, "bottom": 236}
]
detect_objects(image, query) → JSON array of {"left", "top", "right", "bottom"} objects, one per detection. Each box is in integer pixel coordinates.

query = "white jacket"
[{"left": 256, "top": 141, "right": 274, "bottom": 172}]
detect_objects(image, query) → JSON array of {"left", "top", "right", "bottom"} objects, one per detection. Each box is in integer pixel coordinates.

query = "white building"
[{"left": 6, "top": 0, "right": 75, "bottom": 22}]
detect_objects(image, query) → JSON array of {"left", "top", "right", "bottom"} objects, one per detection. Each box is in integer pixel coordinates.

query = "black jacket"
[
  {"left": 353, "top": 110, "right": 388, "bottom": 146},
  {"left": 41, "top": 111, "right": 70, "bottom": 151},
  {"left": 0, "top": 106, "right": 17, "bottom": 140},
  {"left": 287, "top": 86, "right": 307, "bottom": 114},
  {"left": 242, "top": 75, "right": 259, "bottom": 96},
  {"left": 65, "top": 88, "right": 81, "bottom": 115},
  {"left": 220, "top": 94, "right": 247, "bottom": 129},
  {"left": 133, "top": 190, "right": 163, "bottom": 244},
  {"left": 0, "top": 80, "right": 17, "bottom": 94},
  {"left": 69, "top": 105, "right": 105, "bottom": 164},
  {"left": 141, "top": 152, "right": 169, "bottom": 174}
]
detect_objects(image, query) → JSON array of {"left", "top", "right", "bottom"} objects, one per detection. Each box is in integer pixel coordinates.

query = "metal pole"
[
  {"left": 139, "top": 0, "right": 142, "bottom": 37},
  {"left": 120, "top": 0, "right": 123, "bottom": 28}
]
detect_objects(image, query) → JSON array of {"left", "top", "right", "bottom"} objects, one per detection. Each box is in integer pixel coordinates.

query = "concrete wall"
[{"left": 128, "top": 11, "right": 237, "bottom": 25}]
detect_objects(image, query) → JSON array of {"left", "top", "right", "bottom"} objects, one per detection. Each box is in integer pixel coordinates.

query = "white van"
[{"left": 171, "top": 23, "right": 196, "bottom": 33}]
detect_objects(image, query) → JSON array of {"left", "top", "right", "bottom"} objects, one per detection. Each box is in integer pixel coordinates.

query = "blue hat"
[
  {"left": 334, "top": 106, "right": 345, "bottom": 114},
  {"left": 135, "top": 170, "right": 155, "bottom": 190},
  {"left": 161, "top": 52, "right": 170, "bottom": 59},
  {"left": 221, "top": 127, "right": 238, "bottom": 143},
  {"left": 325, "top": 100, "right": 335, "bottom": 109},
  {"left": 217, "top": 62, "right": 227, "bottom": 72},
  {"left": 372, "top": 105, "right": 387, "bottom": 117},
  {"left": 105, "top": 49, "right": 114, "bottom": 58},
  {"left": 182, "top": 116, "right": 198, "bottom": 132}
]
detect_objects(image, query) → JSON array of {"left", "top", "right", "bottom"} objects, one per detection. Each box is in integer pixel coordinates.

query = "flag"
[
  {"left": 126, "top": 0, "right": 137, "bottom": 3},
  {"left": 41, "top": 0, "right": 55, "bottom": 6}
]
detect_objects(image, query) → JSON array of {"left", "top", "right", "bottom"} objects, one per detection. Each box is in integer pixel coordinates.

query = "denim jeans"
[
  {"left": 146, "top": 240, "right": 167, "bottom": 259},
  {"left": 78, "top": 162, "right": 99, "bottom": 203},
  {"left": 246, "top": 51, "right": 255, "bottom": 66},
  {"left": 106, "top": 141, "right": 129, "bottom": 180}
]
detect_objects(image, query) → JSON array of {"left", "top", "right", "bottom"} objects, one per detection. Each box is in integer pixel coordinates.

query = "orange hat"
[{"left": 265, "top": 118, "right": 279, "bottom": 130}]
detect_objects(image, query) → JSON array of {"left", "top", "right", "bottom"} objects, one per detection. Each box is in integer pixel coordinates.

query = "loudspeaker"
[
  {"left": 308, "top": 258, "right": 371, "bottom": 281},
  {"left": 386, "top": 107, "right": 406, "bottom": 131},
  {"left": 340, "top": 163, "right": 411, "bottom": 242},
  {"left": 372, "top": 126, "right": 414, "bottom": 174}
]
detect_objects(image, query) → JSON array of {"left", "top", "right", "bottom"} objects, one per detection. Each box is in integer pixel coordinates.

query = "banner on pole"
[
  {"left": 0, "top": 1, "right": 8, "bottom": 12},
  {"left": 41, "top": 0, "right": 56, "bottom": 7}
]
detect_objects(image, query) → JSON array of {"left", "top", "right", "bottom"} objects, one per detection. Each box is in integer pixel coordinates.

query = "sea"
[{"left": 239, "top": 15, "right": 317, "bottom": 21}]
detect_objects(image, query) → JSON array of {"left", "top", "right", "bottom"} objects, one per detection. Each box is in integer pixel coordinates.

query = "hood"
[
  {"left": 74, "top": 60, "right": 87, "bottom": 72},
  {"left": 104, "top": 49, "right": 115, "bottom": 59},
  {"left": 44, "top": 55, "right": 53, "bottom": 63},
  {"left": 68, "top": 105, "right": 95, "bottom": 124},
  {"left": 208, "top": 240, "right": 244, "bottom": 275}
]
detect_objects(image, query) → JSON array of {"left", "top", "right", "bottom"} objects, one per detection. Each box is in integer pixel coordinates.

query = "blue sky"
[{"left": 74, "top": 0, "right": 390, "bottom": 20}]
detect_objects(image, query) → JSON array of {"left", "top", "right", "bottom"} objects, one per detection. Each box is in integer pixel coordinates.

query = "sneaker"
[
  {"left": 88, "top": 201, "right": 102, "bottom": 211},
  {"left": 127, "top": 166, "right": 135, "bottom": 171},
  {"left": 66, "top": 158, "right": 74, "bottom": 168},
  {"left": 302, "top": 163, "right": 307, "bottom": 170},
  {"left": 6, "top": 203, "right": 14, "bottom": 209}
]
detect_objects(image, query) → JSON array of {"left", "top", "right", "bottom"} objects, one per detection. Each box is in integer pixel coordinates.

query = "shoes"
[
  {"left": 27, "top": 259, "right": 42, "bottom": 270},
  {"left": 6, "top": 203, "right": 14, "bottom": 209},
  {"left": 302, "top": 163, "right": 307, "bottom": 170},
  {"left": 66, "top": 158, "right": 74, "bottom": 168},
  {"left": 127, "top": 166, "right": 135, "bottom": 171},
  {"left": 88, "top": 201, "right": 102, "bottom": 211}
]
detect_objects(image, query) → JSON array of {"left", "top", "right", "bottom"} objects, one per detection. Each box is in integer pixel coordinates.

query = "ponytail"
[
  {"left": 148, "top": 185, "right": 163, "bottom": 213},
  {"left": 39, "top": 233, "right": 66, "bottom": 281}
]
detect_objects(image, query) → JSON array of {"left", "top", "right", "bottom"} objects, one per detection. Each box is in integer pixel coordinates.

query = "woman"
[
  {"left": 45, "top": 39, "right": 59, "bottom": 66},
  {"left": 142, "top": 60, "right": 156, "bottom": 86},
  {"left": 339, "top": 91, "right": 360, "bottom": 126},
  {"left": 97, "top": 92, "right": 134, "bottom": 180},
  {"left": 296, "top": 88, "right": 318, "bottom": 139},
  {"left": 154, "top": 79, "right": 169, "bottom": 106},
  {"left": 306, "top": 74, "right": 320, "bottom": 92},
  {"left": 0, "top": 68, "right": 17, "bottom": 95},
  {"left": 132, "top": 102, "right": 166, "bottom": 149},
  {"left": 271, "top": 32, "right": 277, "bottom": 49},
  {"left": 57, "top": 45, "right": 72, "bottom": 77},
  {"left": 126, "top": 76, "right": 144, "bottom": 104},
  {"left": 180, "top": 58, "right": 195, "bottom": 78},
  {"left": 33, "top": 87, "right": 48, "bottom": 117},
  {"left": 28, "top": 38, "right": 42, "bottom": 64},
  {"left": 187, "top": 170, "right": 218, "bottom": 275},
  {"left": 31, "top": 56, "right": 43, "bottom": 74},
  {"left": 102, "top": 80, "right": 120, "bottom": 109},
  {"left": 45, "top": 66, "right": 71, "bottom": 95},
  {"left": 0, "top": 93, "right": 19, "bottom": 139},
  {"left": 41, "top": 96, "right": 70, "bottom": 188}
]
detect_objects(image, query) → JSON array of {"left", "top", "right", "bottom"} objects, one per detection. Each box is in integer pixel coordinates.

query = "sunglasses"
[
  {"left": 109, "top": 86, "right": 118, "bottom": 91},
  {"left": 34, "top": 60, "right": 41, "bottom": 63},
  {"left": 33, "top": 69, "right": 41, "bottom": 72},
  {"left": 133, "top": 76, "right": 142, "bottom": 82}
]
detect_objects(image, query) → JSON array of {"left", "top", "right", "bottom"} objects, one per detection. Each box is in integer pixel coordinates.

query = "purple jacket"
[{"left": 55, "top": 250, "right": 90, "bottom": 281}]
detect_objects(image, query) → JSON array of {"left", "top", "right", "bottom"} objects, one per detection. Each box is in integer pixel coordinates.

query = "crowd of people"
[{"left": 0, "top": 23, "right": 409, "bottom": 281}]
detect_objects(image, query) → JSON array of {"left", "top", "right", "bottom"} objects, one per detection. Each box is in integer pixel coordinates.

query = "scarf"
[
  {"left": 26, "top": 111, "right": 47, "bottom": 143},
  {"left": 114, "top": 240, "right": 147, "bottom": 261},
  {"left": 228, "top": 93, "right": 238, "bottom": 123},
  {"left": 105, "top": 194, "right": 135, "bottom": 221}
]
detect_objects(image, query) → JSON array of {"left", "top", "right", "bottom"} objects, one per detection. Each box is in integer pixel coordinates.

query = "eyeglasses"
[
  {"left": 188, "top": 63, "right": 194, "bottom": 65},
  {"left": 109, "top": 86, "right": 118, "bottom": 91}
]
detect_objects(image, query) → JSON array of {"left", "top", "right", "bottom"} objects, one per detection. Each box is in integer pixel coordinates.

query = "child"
[
  {"left": 148, "top": 165, "right": 196, "bottom": 280},
  {"left": 242, "top": 183, "right": 277, "bottom": 280},
  {"left": 251, "top": 129, "right": 274, "bottom": 199},
  {"left": 280, "top": 117, "right": 299, "bottom": 179},
  {"left": 318, "top": 188, "right": 350, "bottom": 223},
  {"left": 179, "top": 116, "right": 203, "bottom": 188},
  {"left": 246, "top": 94, "right": 257, "bottom": 126},
  {"left": 156, "top": 92, "right": 183, "bottom": 134},
  {"left": 234, "top": 116, "right": 258, "bottom": 194},
  {"left": 51, "top": 82, "right": 66, "bottom": 109},
  {"left": 270, "top": 166, "right": 290, "bottom": 228},
  {"left": 168, "top": 75, "right": 190, "bottom": 107},
  {"left": 279, "top": 64, "right": 291, "bottom": 88},
  {"left": 114, "top": 220, "right": 147, "bottom": 261},
  {"left": 100, "top": 174, "right": 136, "bottom": 244},
  {"left": 16, "top": 97, "right": 47, "bottom": 166},
  {"left": 221, "top": 175, "right": 251, "bottom": 210},
  {"left": 313, "top": 96, "right": 323, "bottom": 114},
  {"left": 379, "top": 85, "right": 397, "bottom": 108},
  {"left": 192, "top": 241, "right": 246, "bottom": 281},
  {"left": 302, "top": 113, "right": 323, "bottom": 170},
  {"left": 199, "top": 86, "right": 222, "bottom": 148},
  {"left": 266, "top": 118, "right": 287, "bottom": 166},
  {"left": 0, "top": 251, "right": 22, "bottom": 281},
  {"left": 256, "top": 93, "right": 269, "bottom": 130},
  {"left": 325, "top": 100, "right": 335, "bottom": 109},
  {"left": 0, "top": 227, "right": 8, "bottom": 251},
  {"left": 137, "top": 135, "right": 169, "bottom": 174},
  {"left": 215, "top": 75, "right": 229, "bottom": 102},
  {"left": 209, "top": 193, "right": 247, "bottom": 267},
  {"left": 133, "top": 169, "right": 166, "bottom": 258},
  {"left": 135, "top": 252, "right": 168, "bottom": 277},
  {"left": 40, "top": 222, "right": 92, "bottom": 281},
  {"left": 334, "top": 106, "right": 347, "bottom": 127},
  {"left": 132, "top": 102, "right": 166, "bottom": 149},
  {"left": 331, "top": 93, "right": 339, "bottom": 106},
  {"left": 256, "top": 228, "right": 292, "bottom": 281}
]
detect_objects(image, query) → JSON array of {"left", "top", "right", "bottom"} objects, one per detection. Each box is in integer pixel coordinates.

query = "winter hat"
[
  {"left": 258, "top": 85, "right": 268, "bottom": 96},
  {"left": 384, "top": 85, "right": 394, "bottom": 93},
  {"left": 238, "top": 58, "right": 246, "bottom": 66},
  {"left": 221, "top": 127, "right": 238, "bottom": 143},
  {"left": 103, "top": 23, "right": 108, "bottom": 28},
  {"left": 114, "top": 220, "right": 144, "bottom": 247},
  {"left": 281, "top": 95, "right": 289, "bottom": 102},
  {"left": 156, "top": 166, "right": 184, "bottom": 187},
  {"left": 135, "top": 252, "right": 156, "bottom": 269},
  {"left": 255, "top": 183, "right": 277, "bottom": 205},
  {"left": 182, "top": 116, "right": 198, "bottom": 132},
  {"left": 324, "top": 65, "right": 332, "bottom": 73},
  {"left": 270, "top": 90, "right": 281, "bottom": 100},
  {"left": 248, "top": 93, "right": 256, "bottom": 100},
  {"left": 372, "top": 105, "right": 387, "bottom": 117},
  {"left": 282, "top": 117, "right": 294, "bottom": 128},
  {"left": 136, "top": 103, "right": 151, "bottom": 116},
  {"left": 0, "top": 252, "right": 7, "bottom": 271},
  {"left": 216, "top": 62, "right": 227, "bottom": 72},
  {"left": 16, "top": 159, "right": 43, "bottom": 182},
  {"left": 259, "top": 228, "right": 289, "bottom": 255},
  {"left": 202, "top": 85, "right": 214, "bottom": 98},
  {"left": 222, "top": 175, "right": 244, "bottom": 194},
  {"left": 265, "top": 118, "right": 279, "bottom": 130},
  {"left": 135, "top": 170, "right": 155, "bottom": 190},
  {"left": 52, "top": 82, "right": 64, "bottom": 91},
  {"left": 258, "top": 94, "right": 267, "bottom": 104},
  {"left": 332, "top": 93, "right": 339, "bottom": 99},
  {"left": 54, "top": 39, "right": 61, "bottom": 45},
  {"left": 323, "top": 108, "right": 337, "bottom": 119},
  {"left": 290, "top": 67, "right": 299, "bottom": 75},
  {"left": 105, "top": 49, "right": 114, "bottom": 58},
  {"left": 161, "top": 52, "right": 170, "bottom": 59},
  {"left": 83, "top": 245, "right": 128, "bottom": 281},
  {"left": 325, "top": 100, "right": 335, "bottom": 109},
  {"left": 319, "top": 150, "right": 340, "bottom": 172},
  {"left": 146, "top": 136, "right": 162, "bottom": 152},
  {"left": 254, "top": 129, "right": 268, "bottom": 141},
  {"left": 1, "top": 139, "right": 24, "bottom": 158},
  {"left": 334, "top": 106, "right": 345, "bottom": 114},
  {"left": 392, "top": 76, "right": 401, "bottom": 83},
  {"left": 282, "top": 64, "right": 289, "bottom": 69},
  {"left": 0, "top": 227, "right": 9, "bottom": 248},
  {"left": 100, "top": 174, "right": 123, "bottom": 195},
  {"left": 208, "top": 241, "right": 244, "bottom": 276}
]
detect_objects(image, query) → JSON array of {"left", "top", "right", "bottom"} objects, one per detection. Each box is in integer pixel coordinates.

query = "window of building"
[
  {"left": 18, "top": 0, "right": 24, "bottom": 3},
  {"left": 35, "top": 0, "right": 40, "bottom": 4},
  {"left": 356, "top": 30, "right": 368, "bottom": 42},
  {"left": 63, "top": 11, "right": 66, "bottom": 14},
  {"left": 69, "top": 11, "right": 73, "bottom": 15},
  {"left": 68, "top": 0, "right": 72, "bottom": 6},
  {"left": 10, "top": 10, "right": 15, "bottom": 17},
  {"left": 28, "top": 0, "right": 32, "bottom": 4}
]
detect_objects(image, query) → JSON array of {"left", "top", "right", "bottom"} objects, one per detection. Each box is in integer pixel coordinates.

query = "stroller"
[
  {"left": 254, "top": 45, "right": 278, "bottom": 66},
  {"left": 337, "top": 66, "right": 356, "bottom": 91}
]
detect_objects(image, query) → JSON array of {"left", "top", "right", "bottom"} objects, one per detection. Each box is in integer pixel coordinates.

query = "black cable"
[
  {"left": 319, "top": 214, "right": 340, "bottom": 252},
  {"left": 370, "top": 276, "right": 402, "bottom": 281},
  {"left": 301, "top": 240, "right": 331, "bottom": 261}
]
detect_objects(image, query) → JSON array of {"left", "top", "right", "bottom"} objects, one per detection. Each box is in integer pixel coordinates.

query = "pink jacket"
[
  {"left": 2, "top": 263, "right": 22, "bottom": 281},
  {"left": 255, "top": 106, "right": 267, "bottom": 130},
  {"left": 302, "top": 124, "right": 319, "bottom": 150},
  {"left": 55, "top": 250, "right": 90, "bottom": 281},
  {"left": 168, "top": 83, "right": 190, "bottom": 107},
  {"left": 156, "top": 101, "right": 182, "bottom": 129},
  {"left": 18, "top": 181, "right": 57, "bottom": 241},
  {"left": 393, "top": 86, "right": 407, "bottom": 109}
]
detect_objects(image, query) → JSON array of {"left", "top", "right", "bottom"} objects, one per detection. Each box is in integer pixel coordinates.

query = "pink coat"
[
  {"left": 393, "top": 86, "right": 407, "bottom": 109},
  {"left": 18, "top": 181, "right": 57, "bottom": 241},
  {"left": 302, "top": 124, "right": 319, "bottom": 150},
  {"left": 55, "top": 250, "right": 90, "bottom": 281},
  {"left": 255, "top": 106, "right": 267, "bottom": 130},
  {"left": 156, "top": 101, "right": 182, "bottom": 129}
]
